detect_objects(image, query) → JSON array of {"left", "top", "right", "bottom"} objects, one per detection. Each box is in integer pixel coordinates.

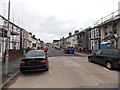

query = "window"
[
  {"left": 109, "top": 50, "right": 119, "bottom": 58},
  {"left": 26, "top": 51, "right": 45, "bottom": 58},
  {"left": 101, "top": 50, "right": 109, "bottom": 56},
  {"left": 98, "top": 28, "right": 101, "bottom": 36},
  {"left": 95, "top": 50, "right": 102, "bottom": 55},
  {"left": 104, "top": 26, "right": 107, "bottom": 36},
  {"left": 0, "top": 43, "right": 1, "bottom": 53},
  {"left": 112, "top": 23, "right": 117, "bottom": 34},
  {"left": 105, "top": 32, "right": 107, "bottom": 36},
  {"left": 33, "top": 43, "right": 36, "bottom": 47}
]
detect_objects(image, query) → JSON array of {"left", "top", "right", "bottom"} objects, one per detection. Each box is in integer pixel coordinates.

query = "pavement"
[{"left": 2, "top": 56, "right": 23, "bottom": 85}]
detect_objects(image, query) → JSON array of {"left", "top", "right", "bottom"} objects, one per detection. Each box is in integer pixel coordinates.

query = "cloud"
[
  {"left": 1, "top": 0, "right": 119, "bottom": 43},
  {"left": 27, "top": 16, "right": 79, "bottom": 35}
]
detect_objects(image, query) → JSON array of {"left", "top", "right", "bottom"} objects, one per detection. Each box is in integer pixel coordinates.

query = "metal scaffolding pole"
[{"left": 5, "top": 0, "right": 11, "bottom": 75}]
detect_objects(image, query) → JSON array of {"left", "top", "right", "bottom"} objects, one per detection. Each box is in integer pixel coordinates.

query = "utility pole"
[
  {"left": 5, "top": 0, "right": 11, "bottom": 75},
  {"left": 2, "top": 3, "right": 6, "bottom": 62}
]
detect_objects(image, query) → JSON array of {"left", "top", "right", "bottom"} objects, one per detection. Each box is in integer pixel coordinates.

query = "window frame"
[{"left": 95, "top": 50, "right": 102, "bottom": 55}]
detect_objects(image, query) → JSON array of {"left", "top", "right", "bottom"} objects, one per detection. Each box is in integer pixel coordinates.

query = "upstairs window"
[
  {"left": 104, "top": 26, "right": 107, "bottom": 36},
  {"left": 112, "top": 23, "right": 117, "bottom": 34}
]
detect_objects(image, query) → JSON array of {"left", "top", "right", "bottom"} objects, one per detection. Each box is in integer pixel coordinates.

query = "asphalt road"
[
  {"left": 47, "top": 47, "right": 80, "bottom": 57},
  {"left": 8, "top": 47, "right": 119, "bottom": 88}
]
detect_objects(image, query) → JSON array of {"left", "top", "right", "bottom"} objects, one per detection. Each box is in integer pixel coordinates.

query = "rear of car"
[
  {"left": 56, "top": 46, "right": 61, "bottom": 50},
  {"left": 19, "top": 50, "right": 49, "bottom": 73},
  {"left": 42, "top": 46, "right": 48, "bottom": 52},
  {"left": 109, "top": 50, "right": 120, "bottom": 69}
]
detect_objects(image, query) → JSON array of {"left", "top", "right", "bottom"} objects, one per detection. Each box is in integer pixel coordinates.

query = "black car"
[
  {"left": 88, "top": 49, "right": 120, "bottom": 69},
  {"left": 20, "top": 50, "right": 49, "bottom": 73}
]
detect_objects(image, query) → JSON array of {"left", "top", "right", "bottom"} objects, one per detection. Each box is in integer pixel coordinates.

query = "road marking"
[{"left": 103, "top": 68, "right": 110, "bottom": 71}]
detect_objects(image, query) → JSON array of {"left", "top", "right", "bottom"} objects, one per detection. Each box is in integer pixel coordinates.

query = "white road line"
[{"left": 103, "top": 68, "right": 110, "bottom": 71}]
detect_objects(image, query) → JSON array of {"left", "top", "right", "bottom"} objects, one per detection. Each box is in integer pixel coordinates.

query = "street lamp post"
[{"left": 5, "top": 0, "right": 11, "bottom": 75}]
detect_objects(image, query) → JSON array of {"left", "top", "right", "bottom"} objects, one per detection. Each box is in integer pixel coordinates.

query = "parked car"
[
  {"left": 88, "top": 49, "right": 120, "bottom": 70},
  {"left": 64, "top": 48, "right": 69, "bottom": 54},
  {"left": 19, "top": 50, "right": 49, "bottom": 73},
  {"left": 55, "top": 46, "right": 61, "bottom": 50},
  {"left": 41, "top": 46, "right": 48, "bottom": 52}
]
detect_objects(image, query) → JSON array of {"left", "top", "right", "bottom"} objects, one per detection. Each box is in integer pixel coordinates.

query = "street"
[
  {"left": 1, "top": 0, "right": 120, "bottom": 89},
  {"left": 8, "top": 47, "right": 119, "bottom": 88}
]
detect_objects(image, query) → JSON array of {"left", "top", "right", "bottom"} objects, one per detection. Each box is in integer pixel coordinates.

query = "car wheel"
[
  {"left": 106, "top": 62, "right": 113, "bottom": 70},
  {"left": 88, "top": 58, "right": 92, "bottom": 62}
]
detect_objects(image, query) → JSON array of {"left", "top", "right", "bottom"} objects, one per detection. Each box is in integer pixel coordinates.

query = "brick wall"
[{"left": 8, "top": 49, "right": 23, "bottom": 61}]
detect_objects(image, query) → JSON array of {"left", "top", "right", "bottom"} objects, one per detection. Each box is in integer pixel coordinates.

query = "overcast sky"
[{"left": 0, "top": 0, "right": 120, "bottom": 43}]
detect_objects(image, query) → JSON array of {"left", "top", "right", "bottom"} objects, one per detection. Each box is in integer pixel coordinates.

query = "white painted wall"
[
  {"left": 0, "top": 18, "right": 4, "bottom": 28},
  {"left": 0, "top": 38, "right": 2, "bottom": 61},
  {"left": 36, "top": 40, "right": 41, "bottom": 49},
  {"left": 0, "top": 37, "right": 7, "bottom": 61},
  {"left": 32, "top": 38, "right": 37, "bottom": 49},
  {"left": 28, "top": 34, "right": 32, "bottom": 48},
  {"left": 90, "top": 28, "right": 100, "bottom": 51}
]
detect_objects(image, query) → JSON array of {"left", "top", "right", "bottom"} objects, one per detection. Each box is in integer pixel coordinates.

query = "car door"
[
  {"left": 98, "top": 49, "right": 109, "bottom": 65},
  {"left": 92, "top": 50, "right": 103, "bottom": 63}
]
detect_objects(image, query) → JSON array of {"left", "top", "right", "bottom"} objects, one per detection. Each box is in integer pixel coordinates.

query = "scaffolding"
[
  {"left": 94, "top": 9, "right": 120, "bottom": 26},
  {"left": 0, "top": 15, "right": 20, "bottom": 61}
]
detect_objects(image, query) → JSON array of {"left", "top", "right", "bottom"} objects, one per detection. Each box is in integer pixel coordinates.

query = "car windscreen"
[{"left": 25, "top": 51, "right": 45, "bottom": 58}]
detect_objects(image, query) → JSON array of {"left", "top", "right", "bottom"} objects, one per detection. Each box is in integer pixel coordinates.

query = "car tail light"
[
  {"left": 20, "top": 61, "right": 26, "bottom": 66},
  {"left": 40, "top": 60, "right": 47, "bottom": 65}
]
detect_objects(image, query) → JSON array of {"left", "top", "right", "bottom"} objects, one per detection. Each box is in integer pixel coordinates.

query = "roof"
[
  {"left": 101, "top": 42, "right": 111, "bottom": 44},
  {"left": 53, "top": 40, "right": 60, "bottom": 42},
  {"left": 0, "top": 14, "right": 22, "bottom": 29},
  {"left": 94, "top": 10, "right": 120, "bottom": 27}
]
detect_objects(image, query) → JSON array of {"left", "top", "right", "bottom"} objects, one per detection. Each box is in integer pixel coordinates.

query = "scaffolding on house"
[
  {"left": 94, "top": 9, "right": 120, "bottom": 49},
  {"left": 94, "top": 9, "right": 120, "bottom": 26},
  {"left": 0, "top": 15, "right": 21, "bottom": 61}
]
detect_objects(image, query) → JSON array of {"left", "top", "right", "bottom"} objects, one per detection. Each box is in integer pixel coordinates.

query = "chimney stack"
[
  {"left": 69, "top": 33, "right": 72, "bottom": 36},
  {"left": 74, "top": 30, "right": 79, "bottom": 34},
  {"left": 29, "top": 32, "right": 32, "bottom": 35},
  {"left": 33, "top": 35, "right": 35, "bottom": 38}
]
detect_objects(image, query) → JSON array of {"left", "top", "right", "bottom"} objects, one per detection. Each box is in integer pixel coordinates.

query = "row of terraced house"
[
  {"left": 0, "top": 15, "right": 44, "bottom": 62},
  {"left": 55, "top": 2, "right": 120, "bottom": 53}
]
